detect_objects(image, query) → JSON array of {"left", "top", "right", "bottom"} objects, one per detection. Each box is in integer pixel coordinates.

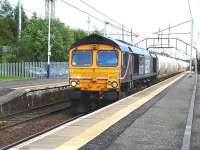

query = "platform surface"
[
  {"left": 0, "top": 78, "right": 68, "bottom": 90},
  {"left": 104, "top": 74, "right": 196, "bottom": 150},
  {"left": 0, "top": 79, "right": 69, "bottom": 104},
  {"left": 191, "top": 74, "right": 200, "bottom": 150},
  {"left": 12, "top": 73, "right": 199, "bottom": 150}
]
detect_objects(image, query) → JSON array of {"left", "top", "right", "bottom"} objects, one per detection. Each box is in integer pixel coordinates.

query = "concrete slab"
[
  {"left": 52, "top": 126, "right": 88, "bottom": 137},
  {"left": 71, "top": 118, "right": 103, "bottom": 127}
]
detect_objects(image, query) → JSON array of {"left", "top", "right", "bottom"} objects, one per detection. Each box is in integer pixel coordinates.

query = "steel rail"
[
  {"left": 0, "top": 101, "right": 71, "bottom": 130},
  {"left": 0, "top": 114, "right": 83, "bottom": 150}
]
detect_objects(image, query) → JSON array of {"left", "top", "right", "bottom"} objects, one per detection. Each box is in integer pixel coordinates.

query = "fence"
[{"left": 0, "top": 62, "right": 68, "bottom": 79}]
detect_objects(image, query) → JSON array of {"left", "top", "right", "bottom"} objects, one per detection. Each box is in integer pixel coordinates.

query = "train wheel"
[
  {"left": 104, "top": 92, "right": 119, "bottom": 102},
  {"left": 75, "top": 92, "right": 90, "bottom": 114},
  {"left": 117, "top": 91, "right": 126, "bottom": 100}
]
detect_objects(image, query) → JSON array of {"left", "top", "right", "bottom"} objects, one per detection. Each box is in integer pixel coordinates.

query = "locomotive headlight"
[
  {"left": 111, "top": 81, "right": 118, "bottom": 88},
  {"left": 71, "top": 81, "right": 77, "bottom": 87}
]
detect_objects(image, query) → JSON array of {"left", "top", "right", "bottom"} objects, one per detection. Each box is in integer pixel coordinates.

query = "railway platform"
[
  {"left": 11, "top": 72, "right": 199, "bottom": 150},
  {"left": 0, "top": 78, "right": 68, "bottom": 97},
  {"left": 0, "top": 79, "right": 69, "bottom": 115},
  {"left": 0, "top": 79, "right": 68, "bottom": 103}
]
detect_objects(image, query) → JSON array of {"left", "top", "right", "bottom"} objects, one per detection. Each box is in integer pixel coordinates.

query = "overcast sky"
[{"left": 8, "top": 0, "right": 200, "bottom": 55}]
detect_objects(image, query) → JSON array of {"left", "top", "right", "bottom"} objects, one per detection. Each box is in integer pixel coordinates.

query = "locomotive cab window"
[
  {"left": 72, "top": 50, "right": 92, "bottom": 66},
  {"left": 97, "top": 50, "right": 118, "bottom": 67}
]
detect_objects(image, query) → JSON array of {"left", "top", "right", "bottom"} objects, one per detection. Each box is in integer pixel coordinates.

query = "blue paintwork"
[{"left": 111, "top": 38, "right": 151, "bottom": 56}]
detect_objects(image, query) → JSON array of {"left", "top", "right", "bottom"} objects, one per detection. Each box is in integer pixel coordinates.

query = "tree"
[
  {"left": 0, "top": 0, "right": 14, "bottom": 19},
  {"left": 0, "top": 0, "right": 17, "bottom": 43},
  {"left": 18, "top": 18, "right": 81, "bottom": 62},
  {"left": 0, "top": 17, "right": 15, "bottom": 45},
  {"left": 13, "top": 4, "right": 28, "bottom": 33},
  {"left": 0, "top": 0, "right": 101, "bottom": 62},
  {"left": 31, "top": 12, "right": 37, "bottom": 20},
  {"left": 72, "top": 29, "right": 88, "bottom": 41},
  {"left": 0, "top": 0, "right": 16, "bottom": 62}
]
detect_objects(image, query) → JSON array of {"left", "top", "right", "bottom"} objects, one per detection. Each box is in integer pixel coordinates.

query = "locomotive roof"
[{"left": 69, "top": 34, "right": 150, "bottom": 56}]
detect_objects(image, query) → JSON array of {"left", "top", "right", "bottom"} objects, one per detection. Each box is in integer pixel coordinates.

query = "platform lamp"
[
  {"left": 187, "top": 0, "right": 193, "bottom": 72},
  {"left": 18, "top": 0, "right": 21, "bottom": 39},
  {"left": 47, "top": 0, "right": 51, "bottom": 79}
]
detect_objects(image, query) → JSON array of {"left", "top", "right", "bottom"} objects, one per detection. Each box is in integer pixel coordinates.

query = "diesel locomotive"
[{"left": 68, "top": 34, "right": 188, "bottom": 100}]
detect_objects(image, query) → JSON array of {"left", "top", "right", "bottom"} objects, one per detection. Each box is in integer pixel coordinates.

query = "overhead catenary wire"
[
  {"left": 78, "top": 0, "right": 129, "bottom": 31},
  {"left": 153, "top": 20, "right": 192, "bottom": 34},
  {"left": 60, "top": 0, "right": 138, "bottom": 37},
  {"left": 79, "top": 0, "right": 134, "bottom": 32},
  {"left": 9, "top": 1, "right": 102, "bottom": 35},
  {"left": 61, "top": 0, "right": 132, "bottom": 34},
  {"left": 159, "top": 32, "right": 191, "bottom": 35}
]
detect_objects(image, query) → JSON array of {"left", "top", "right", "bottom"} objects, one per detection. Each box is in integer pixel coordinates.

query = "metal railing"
[{"left": 0, "top": 62, "right": 68, "bottom": 79}]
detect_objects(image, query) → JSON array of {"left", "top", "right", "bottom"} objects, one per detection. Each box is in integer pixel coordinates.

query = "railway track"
[
  {"left": 0, "top": 101, "right": 71, "bottom": 130},
  {"left": 1, "top": 114, "right": 83, "bottom": 150}
]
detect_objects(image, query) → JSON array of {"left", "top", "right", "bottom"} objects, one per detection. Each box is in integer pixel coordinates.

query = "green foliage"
[
  {"left": 72, "top": 29, "right": 88, "bottom": 41},
  {"left": 0, "top": 0, "right": 14, "bottom": 19},
  {"left": 197, "top": 58, "right": 200, "bottom": 73},
  {"left": 0, "top": 76, "right": 34, "bottom": 80},
  {"left": 18, "top": 19, "right": 85, "bottom": 62},
  {"left": 14, "top": 5, "right": 28, "bottom": 34},
  {"left": 31, "top": 12, "right": 37, "bottom": 20},
  {"left": 0, "top": 0, "right": 102, "bottom": 63},
  {"left": 0, "top": 0, "right": 15, "bottom": 45},
  {"left": 0, "top": 17, "right": 15, "bottom": 45}
]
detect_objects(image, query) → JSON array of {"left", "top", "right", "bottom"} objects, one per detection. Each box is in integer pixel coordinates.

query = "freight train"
[{"left": 68, "top": 34, "right": 188, "bottom": 100}]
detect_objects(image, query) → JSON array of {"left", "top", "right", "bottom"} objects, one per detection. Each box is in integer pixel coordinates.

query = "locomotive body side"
[{"left": 119, "top": 45, "right": 157, "bottom": 90}]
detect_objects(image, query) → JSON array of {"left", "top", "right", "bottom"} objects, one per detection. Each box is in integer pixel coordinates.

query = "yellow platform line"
[{"left": 55, "top": 73, "right": 185, "bottom": 150}]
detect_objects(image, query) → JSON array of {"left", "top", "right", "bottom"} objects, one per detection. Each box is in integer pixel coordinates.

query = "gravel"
[{"left": 0, "top": 110, "right": 72, "bottom": 149}]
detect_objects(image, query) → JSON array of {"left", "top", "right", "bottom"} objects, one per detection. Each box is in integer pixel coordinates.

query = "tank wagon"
[{"left": 68, "top": 34, "right": 188, "bottom": 100}]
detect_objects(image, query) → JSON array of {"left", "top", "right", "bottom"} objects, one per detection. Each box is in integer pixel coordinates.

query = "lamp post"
[
  {"left": 87, "top": 16, "right": 90, "bottom": 35},
  {"left": 104, "top": 21, "right": 109, "bottom": 37},
  {"left": 122, "top": 24, "right": 124, "bottom": 40},
  {"left": 18, "top": 0, "right": 21, "bottom": 39},
  {"left": 47, "top": 0, "right": 51, "bottom": 78},
  {"left": 187, "top": 0, "right": 193, "bottom": 72},
  {"left": 189, "top": 20, "right": 193, "bottom": 72}
]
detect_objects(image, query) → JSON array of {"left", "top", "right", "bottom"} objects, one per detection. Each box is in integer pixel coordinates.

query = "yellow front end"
[{"left": 68, "top": 44, "right": 121, "bottom": 92}]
